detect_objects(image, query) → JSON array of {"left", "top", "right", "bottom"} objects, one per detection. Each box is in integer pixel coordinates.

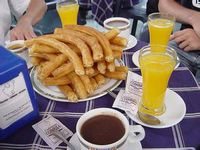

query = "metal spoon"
[{"left": 137, "top": 111, "right": 161, "bottom": 125}]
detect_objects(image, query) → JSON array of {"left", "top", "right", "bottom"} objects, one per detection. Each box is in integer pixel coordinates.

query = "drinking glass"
[
  {"left": 148, "top": 12, "right": 175, "bottom": 52},
  {"left": 56, "top": 0, "right": 79, "bottom": 27},
  {"left": 138, "top": 45, "right": 177, "bottom": 116}
]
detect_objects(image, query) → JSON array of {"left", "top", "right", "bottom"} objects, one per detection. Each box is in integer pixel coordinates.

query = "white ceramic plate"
[
  {"left": 67, "top": 133, "right": 142, "bottom": 150},
  {"left": 132, "top": 50, "right": 180, "bottom": 69},
  {"left": 126, "top": 89, "right": 186, "bottom": 129},
  {"left": 30, "top": 60, "right": 124, "bottom": 102},
  {"left": 5, "top": 40, "right": 33, "bottom": 69},
  {"left": 123, "top": 35, "right": 137, "bottom": 51}
]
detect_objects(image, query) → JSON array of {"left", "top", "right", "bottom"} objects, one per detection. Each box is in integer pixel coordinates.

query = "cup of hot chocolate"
[
  {"left": 76, "top": 108, "right": 145, "bottom": 150},
  {"left": 103, "top": 17, "right": 131, "bottom": 39}
]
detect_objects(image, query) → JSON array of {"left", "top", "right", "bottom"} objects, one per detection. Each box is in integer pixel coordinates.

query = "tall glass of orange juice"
[
  {"left": 56, "top": 0, "right": 79, "bottom": 27},
  {"left": 148, "top": 13, "right": 175, "bottom": 52},
  {"left": 139, "top": 45, "right": 177, "bottom": 117}
]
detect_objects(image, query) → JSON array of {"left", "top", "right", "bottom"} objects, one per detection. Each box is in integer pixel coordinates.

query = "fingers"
[
  {"left": 179, "top": 40, "right": 190, "bottom": 49},
  {"left": 10, "top": 25, "right": 37, "bottom": 41}
]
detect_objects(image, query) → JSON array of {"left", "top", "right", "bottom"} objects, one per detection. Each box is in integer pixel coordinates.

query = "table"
[
  {"left": 0, "top": 40, "right": 199, "bottom": 149},
  {"left": 79, "top": 0, "right": 140, "bottom": 25}
]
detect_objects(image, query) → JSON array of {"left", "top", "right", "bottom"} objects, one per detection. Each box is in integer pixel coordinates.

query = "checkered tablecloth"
[
  {"left": 79, "top": 0, "right": 139, "bottom": 25},
  {"left": 0, "top": 41, "right": 199, "bottom": 149}
]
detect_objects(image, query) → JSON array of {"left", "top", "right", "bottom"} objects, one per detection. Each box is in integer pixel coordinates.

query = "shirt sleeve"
[{"left": 8, "top": 0, "right": 31, "bottom": 19}]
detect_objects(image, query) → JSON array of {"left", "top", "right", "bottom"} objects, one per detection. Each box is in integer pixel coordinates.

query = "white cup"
[
  {"left": 76, "top": 108, "right": 145, "bottom": 150},
  {"left": 103, "top": 17, "right": 131, "bottom": 39}
]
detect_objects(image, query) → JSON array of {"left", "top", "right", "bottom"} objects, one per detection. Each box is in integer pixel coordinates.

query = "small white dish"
[
  {"left": 126, "top": 89, "right": 186, "bottom": 129},
  {"left": 67, "top": 133, "right": 142, "bottom": 150},
  {"left": 5, "top": 40, "right": 33, "bottom": 69},
  {"left": 132, "top": 50, "right": 180, "bottom": 69},
  {"left": 5, "top": 40, "right": 25, "bottom": 53},
  {"left": 123, "top": 35, "right": 137, "bottom": 51}
]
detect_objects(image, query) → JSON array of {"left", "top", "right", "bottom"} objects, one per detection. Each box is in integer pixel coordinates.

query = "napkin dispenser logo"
[
  {"left": 0, "top": 46, "right": 39, "bottom": 140},
  {"left": 193, "top": 0, "right": 200, "bottom": 8}
]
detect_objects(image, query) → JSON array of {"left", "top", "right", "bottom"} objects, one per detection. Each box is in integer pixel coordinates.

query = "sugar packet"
[
  {"left": 113, "top": 71, "right": 142, "bottom": 115},
  {"left": 32, "top": 115, "right": 73, "bottom": 150}
]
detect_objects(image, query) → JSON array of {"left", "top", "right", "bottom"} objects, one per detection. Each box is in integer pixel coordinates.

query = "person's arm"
[
  {"left": 158, "top": 0, "right": 200, "bottom": 36},
  {"left": 10, "top": 0, "right": 47, "bottom": 41}
]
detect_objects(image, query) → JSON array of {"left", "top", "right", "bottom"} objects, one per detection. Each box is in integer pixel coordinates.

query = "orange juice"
[
  {"left": 139, "top": 52, "right": 176, "bottom": 116},
  {"left": 57, "top": 2, "right": 79, "bottom": 26},
  {"left": 148, "top": 18, "right": 174, "bottom": 52}
]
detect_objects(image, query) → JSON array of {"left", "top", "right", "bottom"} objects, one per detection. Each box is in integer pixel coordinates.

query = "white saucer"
[
  {"left": 126, "top": 89, "right": 186, "bottom": 129},
  {"left": 67, "top": 133, "right": 142, "bottom": 150},
  {"left": 132, "top": 50, "right": 180, "bottom": 69},
  {"left": 123, "top": 35, "right": 137, "bottom": 51}
]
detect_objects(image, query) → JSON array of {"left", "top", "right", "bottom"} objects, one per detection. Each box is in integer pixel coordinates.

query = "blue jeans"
[{"left": 169, "top": 41, "right": 200, "bottom": 83}]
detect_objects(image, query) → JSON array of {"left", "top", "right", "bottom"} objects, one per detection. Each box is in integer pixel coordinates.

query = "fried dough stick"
[
  {"left": 97, "top": 61, "right": 106, "bottom": 74},
  {"left": 58, "top": 85, "right": 78, "bottom": 102},
  {"left": 37, "top": 54, "right": 68, "bottom": 80},
  {"left": 113, "top": 50, "right": 122, "bottom": 59},
  {"left": 68, "top": 72, "right": 88, "bottom": 99},
  {"left": 25, "top": 38, "right": 85, "bottom": 75},
  {"left": 64, "top": 25, "right": 114, "bottom": 62},
  {"left": 110, "top": 44, "right": 124, "bottom": 52},
  {"left": 52, "top": 62, "right": 74, "bottom": 78},
  {"left": 29, "top": 43, "right": 60, "bottom": 53},
  {"left": 80, "top": 75, "right": 94, "bottom": 94},
  {"left": 94, "top": 74, "right": 106, "bottom": 86},
  {"left": 90, "top": 77, "right": 98, "bottom": 90},
  {"left": 110, "top": 36, "right": 128, "bottom": 47},
  {"left": 107, "top": 61, "right": 115, "bottom": 72},
  {"left": 104, "top": 28, "right": 120, "bottom": 40},
  {"left": 115, "top": 66, "right": 128, "bottom": 73},
  {"left": 44, "top": 34, "right": 93, "bottom": 67},
  {"left": 42, "top": 76, "right": 71, "bottom": 86},
  {"left": 29, "top": 53, "right": 57, "bottom": 61},
  {"left": 104, "top": 71, "right": 127, "bottom": 80},
  {"left": 55, "top": 28, "right": 103, "bottom": 61}
]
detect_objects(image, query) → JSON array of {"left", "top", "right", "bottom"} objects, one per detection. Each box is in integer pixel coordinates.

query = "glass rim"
[
  {"left": 56, "top": 0, "right": 78, "bottom": 5},
  {"left": 139, "top": 45, "right": 178, "bottom": 64},
  {"left": 148, "top": 12, "right": 175, "bottom": 22}
]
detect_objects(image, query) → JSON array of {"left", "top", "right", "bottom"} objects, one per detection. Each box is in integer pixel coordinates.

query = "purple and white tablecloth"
[
  {"left": 0, "top": 41, "right": 199, "bottom": 149},
  {"left": 78, "top": 0, "right": 139, "bottom": 25}
]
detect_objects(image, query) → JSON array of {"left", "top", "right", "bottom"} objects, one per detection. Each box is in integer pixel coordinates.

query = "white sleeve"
[{"left": 8, "top": 0, "right": 31, "bottom": 19}]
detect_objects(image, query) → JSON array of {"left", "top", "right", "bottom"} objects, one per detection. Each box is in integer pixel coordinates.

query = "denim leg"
[{"left": 169, "top": 41, "right": 200, "bottom": 81}]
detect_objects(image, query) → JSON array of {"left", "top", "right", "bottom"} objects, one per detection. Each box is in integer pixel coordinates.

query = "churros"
[
  {"left": 64, "top": 25, "right": 114, "bottom": 62},
  {"left": 42, "top": 76, "right": 71, "bottom": 86},
  {"left": 94, "top": 74, "right": 106, "bottom": 86},
  {"left": 68, "top": 72, "right": 88, "bottom": 99},
  {"left": 110, "top": 44, "right": 124, "bottom": 52},
  {"left": 55, "top": 28, "right": 103, "bottom": 61},
  {"left": 110, "top": 36, "right": 128, "bottom": 47},
  {"left": 52, "top": 62, "right": 74, "bottom": 78},
  {"left": 58, "top": 85, "right": 78, "bottom": 102},
  {"left": 45, "top": 34, "right": 93, "bottom": 67},
  {"left": 80, "top": 75, "right": 94, "bottom": 94},
  {"left": 104, "top": 71, "right": 127, "bottom": 80},
  {"left": 30, "top": 43, "right": 60, "bottom": 53},
  {"left": 104, "top": 28, "right": 120, "bottom": 40},
  {"left": 37, "top": 54, "right": 68, "bottom": 80},
  {"left": 97, "top": 61, "right": 106, "bottom": 74},
  {"left": 26, "top": 38, "right": 85, "bottom": 75}
]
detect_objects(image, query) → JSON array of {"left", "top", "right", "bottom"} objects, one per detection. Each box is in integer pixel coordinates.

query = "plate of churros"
[
  {"left": 30, "top": 59, "right": 124, "bottom": 102},
  {"left": 26, "top": 25, "right": 128, "bottom": 102}
]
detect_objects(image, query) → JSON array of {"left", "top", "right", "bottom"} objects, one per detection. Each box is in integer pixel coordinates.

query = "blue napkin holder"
[{"left": 0, "top": 46, "right": 39, "bottom": 140}]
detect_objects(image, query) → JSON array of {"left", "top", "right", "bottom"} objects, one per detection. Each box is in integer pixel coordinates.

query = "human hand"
[
  {"left": 170, "top": 28, "right": 200, "bottom": 51},
  {"left": 189, "top": 12, "right": 200, "bottom": 37},
  {"left": 10, "top": 15, "right": 37, "bottom": 41}
]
